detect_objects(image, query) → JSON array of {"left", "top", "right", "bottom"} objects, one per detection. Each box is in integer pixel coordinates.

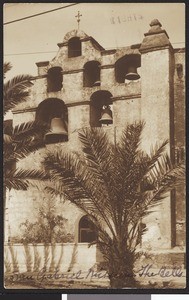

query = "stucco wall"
[
  {"left": 138, "top": 46, "right": 175, "bottom": 249},
  {"left": 4, "top": 243, "right": 97, "bottom": 273},
  {"left": 5, "top": 24, "right": 185, "bottom": 254}
]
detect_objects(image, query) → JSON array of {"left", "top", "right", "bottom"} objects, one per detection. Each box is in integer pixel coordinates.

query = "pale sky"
[{"left": 4, "top": 3, "right": 185, "bottom": 80}]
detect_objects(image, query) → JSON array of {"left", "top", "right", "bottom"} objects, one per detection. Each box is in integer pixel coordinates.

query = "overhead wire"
[
  {"left": 4, "top": 3, "right": 80, "bottom": 25},
  {"left": 4, "top": 42, "right": 185, "bottom": 57},
  {"left": 3, "top": 3, "right": 184, "bottom": 55},
  {"left": 4, "top": 51, "right": 57, "bottom": 56}
]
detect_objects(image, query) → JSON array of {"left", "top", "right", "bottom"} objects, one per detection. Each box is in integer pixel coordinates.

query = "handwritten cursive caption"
[
  {"left": 7, "top": 264, "right": 183, "bottom": 283},
  {"left": 7, "top": 268, "right": 109, "bottom": 283},
  {"left": 138, "top": 264, "right": 183, "bottom": 278}
]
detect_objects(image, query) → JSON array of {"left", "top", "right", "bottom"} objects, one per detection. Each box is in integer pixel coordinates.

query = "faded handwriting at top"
[{"left": 110, "top": 14, "right": 144, "bottom": 25}]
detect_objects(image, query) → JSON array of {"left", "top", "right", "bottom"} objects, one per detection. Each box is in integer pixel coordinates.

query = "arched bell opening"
[
  {"left": 68, "top": 37, "right": 81, "bottom": 58},
  {"left": 115, "top": 54, "right": 141, "bottom": 83},
  {"left": 78, "top": 215, "right": 97, "bottom": 243},
  {"left": 83, "top": 61, "right": 101, "bottom": 87},
  {"left": 90, "top": 90, "right": 113, "bottom": 127},
  {"left": 47, "top": 67, "right": 63, "bottom": 93},
  {"left": 36, "top": 98, "right": 68, "bottom": 144}
]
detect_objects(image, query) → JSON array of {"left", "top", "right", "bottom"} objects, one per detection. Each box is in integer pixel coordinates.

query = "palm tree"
[
  {"left": 3, "top": 62, "right": 34, "bottom": 115},
  {"left": 4, "top": 121, "right": 48, "bottom": 191},
  {"left": 3, "top": 63, "right": 48, "bottom": 241},
  {"left": 42, "top": 123, "right": 185, "bottom": 288},
  {"left": 4, "top": 62, "right": 48, "bottom": 191}
]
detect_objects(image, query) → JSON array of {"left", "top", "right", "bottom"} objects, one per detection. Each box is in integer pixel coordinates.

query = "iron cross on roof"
[{"left": 75, "top": 11, "right": 82, "bottom": 30}]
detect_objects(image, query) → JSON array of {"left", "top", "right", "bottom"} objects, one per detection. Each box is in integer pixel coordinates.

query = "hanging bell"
[
  {"left": 93, "top": 80, "right": 101, "bottom": 87},
  {"left": 45, "top": 117, "right": 68, "bottom": 144},
  {"left": 125, "top": 66, "right": 140, "bottom": 81},
  {"left": 99, "top": 106, "right": 113, "bottom": 125}
]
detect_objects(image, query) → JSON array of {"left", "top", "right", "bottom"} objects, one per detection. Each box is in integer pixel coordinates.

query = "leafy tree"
[
  {"left": 42, "top": 123, "right": 184, "bottom": 288},
  {"left": 14, "top": 203, "right": 74, "bottom": 244}
]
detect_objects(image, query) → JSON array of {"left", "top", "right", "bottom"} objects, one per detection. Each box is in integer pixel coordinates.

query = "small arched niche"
[
  {"left": 83, "top": 61, "right": 101, "bottom": 87},
  {"left": 115, "top": 54, "right": 141, "bottom": 83},
  {"left": 47, "top": 67, "right": 63, "bottom": 93},
  {"left": 68, "top": 37, "right": 82, "bottom": 58},
  {"left": 36, "top": 98, "right": 68, "bottom": 144},
  {"left": 90, "top": 90, "right": 113, "bottom": 127},
  {"left": 78, "top": 215, "right": 97, "bottom": 243}
]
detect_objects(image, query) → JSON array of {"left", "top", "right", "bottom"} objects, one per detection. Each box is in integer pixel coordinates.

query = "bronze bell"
[
  {"left": 99, "top": 105, "right": 113, "bottom": 125},
  {"left": 45, "top": 117, "right": 68, "bottom": 143},
  {"left": 125, "top": 66, "right": 140, "bottom": 81},
  {"left": 93, "top": 80, "right": 101, "bottom": 87}
]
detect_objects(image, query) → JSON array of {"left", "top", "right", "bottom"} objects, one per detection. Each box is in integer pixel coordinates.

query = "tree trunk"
[
  {"left": 108, "top": 251, "right": 137, "bottom": 288},
  {"left": 109, "top": 269, "right": 136, "bottom": 288}
]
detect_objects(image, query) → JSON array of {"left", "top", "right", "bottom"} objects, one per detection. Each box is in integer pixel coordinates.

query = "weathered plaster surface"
[{"left": 6, "top": 22, "right": 185, "bottom": 259}]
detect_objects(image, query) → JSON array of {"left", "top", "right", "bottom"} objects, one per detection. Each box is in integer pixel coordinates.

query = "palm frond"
[
  {"left": 120, "top": 141, "right": 171, "bottom": 217},
  {"left": 4, "top": 74, "right": 33, "bottom": 93},
  {"left": 148, "top": 140, "right": 169, "bottom": 170},
  {"left": 41, "top": 122, "right": 185, "bottom": 263},
  {"left": 115, "top": 122, "right": 144, "bottom": 189},
  {"left": 12, "top": 120, "right": 48, "bottom": 141},
  {"left": 5, "top": 169, "right": 49, "bottom": 191},
  {"left": 4, "top": 140, "right": 45, "bottom": 164},
  {"left": 4, "top": 121, "right": 47, "bottom": 164},
  {"left": 3, "top": 62, "right": 12, "bottom": 76},
  {"left": 3, "top": 74, "right": 33, "bottom": 114},
  {"left": 118, "top": 121, "right": 144, "bottom": 159},
  {"left": 146, "top": 153, "right": 184, "bottom": 191},
  {"left": 78, "top": 127, "right": 114, "bottom": 177},
  {"left": 11, "top": 169, "right": 49, "bottom": 180},
  {"left": 131, "top": 160, "right": 185, "bottom": 223},
  {"left": 78, "top": 127, "right": 120, "bottom": 225},
  {"left": 5, "top": 178, "right": 29, "bottom": 190},
  {"left": 43, "top": 150, "right": 117, "bottom": 239},
  {"left": 4, "top": 134, "right": 13, "bottom": 145}
]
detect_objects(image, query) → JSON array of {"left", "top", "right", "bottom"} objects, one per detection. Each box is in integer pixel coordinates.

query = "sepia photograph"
[{"left": 3, "top": 3, "right": 186, "bottom": 290}]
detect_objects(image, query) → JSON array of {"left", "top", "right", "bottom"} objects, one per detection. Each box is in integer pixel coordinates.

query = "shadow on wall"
[{"left": 4, "top": 243, "right": 98, "bottom": 274}]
